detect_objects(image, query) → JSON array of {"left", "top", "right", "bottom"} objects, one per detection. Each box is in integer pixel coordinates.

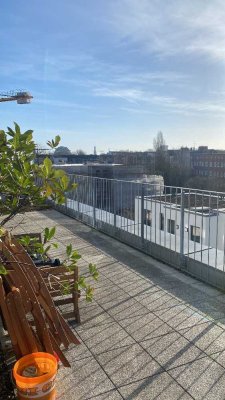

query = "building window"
[
  {"left": 144, "top": 209, "right": 152, "bottom": 226},
  {"left": 160, "top": 213, "right": 164, "bottom": 230},
  {"left": 167, "top": 219, "right": 175, "bottom": 234},
  {"left": 191, "top": 226, "right": 200, "bottom": 243}
]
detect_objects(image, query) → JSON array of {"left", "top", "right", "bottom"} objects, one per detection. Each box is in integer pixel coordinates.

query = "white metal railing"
[{"left": 52, "top": 174, "right": 225, "bottom": 289}]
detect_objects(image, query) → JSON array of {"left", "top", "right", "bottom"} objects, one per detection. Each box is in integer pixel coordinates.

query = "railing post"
[
  {"left": 113, "top": 180, "right": 117, "bottom": 230},
  {"left": 93, "top": 177, "right": 96, "bottom": 227},
  {"left": 141, "top": 184, "right": 145, "bottom": 244},
  {"left": 180, "top": 188, "right": 185, "bottom": 267}
]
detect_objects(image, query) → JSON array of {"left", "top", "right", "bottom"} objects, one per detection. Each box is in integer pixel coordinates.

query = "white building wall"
[{"left": 135, "top": 197, "right": 225, "bottom": 252}]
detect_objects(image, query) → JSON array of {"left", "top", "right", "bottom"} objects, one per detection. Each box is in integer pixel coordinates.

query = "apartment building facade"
[{"left": 191, "top": 147, "right": 225, "bottom": 179}]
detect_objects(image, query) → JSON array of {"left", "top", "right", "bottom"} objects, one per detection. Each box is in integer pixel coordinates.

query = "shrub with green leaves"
[
  {"left": 0, "top": 123, "right": 98, "bottom": 302},
  {"left": 18, "top": 227, "right": 98, "bottom": 302},
  {"left": 0, "top": 123, "right": 77, "bottom": 225}
]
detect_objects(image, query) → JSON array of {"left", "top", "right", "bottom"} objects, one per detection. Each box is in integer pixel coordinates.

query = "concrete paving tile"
[
  {"left": 104, "top": 267, "right": 141, "bottom": 279},
  {"left": 212, "top": 293, "right": 225, "bottom": 304},
  {"left": 99, "top": 264, "right": 129, "bottom": 277},
  {"left": 117, "top": 279, "right": 155, "bottom": 296},
  {"left": 95, "top": 258, "right": 117, "bottom": 267},
  {"left": 106, "top": 298, "right": 149, "bottom": 321},
  {"left": 83, "top": 253, "right": 107, "bottom": 264},
  {"left": 169, "top": 357, "right": 225, "bottom": 400},
  {"left": 77, "top": 321, "right": 135, "bottom": 355},
  {"left": 57, "top": 356, "right": 115, "bottom": 400},
  {"left": 96, "top": 287, "right": 129, "bottom": 307},
  {"left": 215, "top": 319, "right": 225, "bottom": 330},
  {"left": 20, "top": 210, "right": 225, "bottom": 399},
  {"left": 118, "top": 372, "right": 193, "bottom": 399},
  {"left": 141, "top": 331, "right": 206, "bottom": 369},
  {"left": 166, "top": 284, "right": 209, "bottom": 303},
  {"left": 148, "top": 277, "right": 188, "bottom": 291},
  {"left": 135, "top": 289, "right": 184, "bottom": 312},
  {"left": 91, "top": 284, "right": 120, "bottom": 302},
  {"left": 89, "top": 389, "right": 123, "bottom": 399},
  {"left": 119, "top": 313, "right": 173, "bottom": 341},
  {"left": 100, "top": 293, "right": 135, "bottom": 313},
  {"left": 181, "top": 321, "right": 225, "bottom": 355},
  {"left": 60, "top": 302, "right": 113, "bottom": 331},
  {"left": 188, "top": 300, "right": 225, "bottom": 319},
  {"left": 78, "top": 307, "right": 113, "bottom": 329},
  {"left": 93, "top": 279, "right": 116, "bottom": 292},
  {"left": 209, "top": 350, "right": 225, "bottom": 368},
  {"left": 179, "top": 320, "right": 214, "bottom": 338},
  {"left": 63, "top": 339, "right": 93, "bottom": 362},
  {"left": 155, "top": 304, "right": 211, "bottom": 330},
  {"left": 96, "top": 343, "right": 162, "bottom": 387}
]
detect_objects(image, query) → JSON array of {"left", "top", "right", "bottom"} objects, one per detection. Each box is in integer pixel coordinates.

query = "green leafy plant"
[
  {"left": 0, "top": 123, "right": 77, "bottom": 225},
  {"left": 0, "top": 123, "right": 98, "bottom": 302},
  {"left": 18, "top": 228, "right": 98, "bottom": 302}
]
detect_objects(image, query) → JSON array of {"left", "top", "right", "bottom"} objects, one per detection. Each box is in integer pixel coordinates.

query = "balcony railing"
[{"left": 52, "top": 174, "right": 225, "bottom": 290}]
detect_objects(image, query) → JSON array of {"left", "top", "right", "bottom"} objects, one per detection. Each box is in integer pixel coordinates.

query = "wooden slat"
[
  {"left": 73, "top": 267, "right": 80, "bottom": 323},
  {"left": 0, "top": 230, "right": 81, "bottom": 367},
  {"left": 2, "top": 241, "right": 54, "bottom": 354},
  {"left": 8, "top": 238, "right": 68, "bottom": 348},
  {"left": 11, "top": 288, "right": 39, "bottom": 354},
  {"left": 54, "top": 297, "right": 73, "bottom": 306},
  {"left": 40, "top": 266, "right": 68, "bottom": 274},
  {"left": 6, "top": 292, "right": 30, "bottom": 356},
  {"left": 60, "top": 311, "right": 77, "bottom": 320},
  {"left": 0, "top": 278, "right": 21, "bottom": 358}
]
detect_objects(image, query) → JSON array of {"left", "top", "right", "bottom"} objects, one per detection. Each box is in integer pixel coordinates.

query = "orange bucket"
[{"left": 13, "top": 352, "right": 57, "bottom": 400}]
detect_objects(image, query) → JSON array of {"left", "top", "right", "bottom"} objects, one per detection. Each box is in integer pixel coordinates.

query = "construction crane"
[{"left": 0, "top": 90, "right": 33, "bottom": 104}]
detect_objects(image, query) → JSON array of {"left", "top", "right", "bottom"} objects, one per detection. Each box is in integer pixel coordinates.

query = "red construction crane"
[{"left": 0, "top": 90, "right": 33, "bottom": 104}]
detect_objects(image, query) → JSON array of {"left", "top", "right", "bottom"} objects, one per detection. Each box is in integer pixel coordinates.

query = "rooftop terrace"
[{"left": 7, "top": 209, "right": 225, "bottom": 399}]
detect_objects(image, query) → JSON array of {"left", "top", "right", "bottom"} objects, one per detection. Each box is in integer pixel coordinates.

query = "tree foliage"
[
  {"left": 75, "top": 149, "right": 86, "bottom": 155},
  {"left": 0, "top": 123, "right": 76, "bottom": 226},
  {"left": 153, "top": 131, "right": 169, "bottom": 177},
  {"left": 153, "top": 131, "right": 166, "bottom": 151},
  {"left": 0, "top": 123, "right": 98, "bottom": 301}
]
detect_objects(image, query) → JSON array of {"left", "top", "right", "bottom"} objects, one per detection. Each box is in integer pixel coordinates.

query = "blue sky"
[{"left": 1, "top": 0, "right": 225, "bottom": 152}]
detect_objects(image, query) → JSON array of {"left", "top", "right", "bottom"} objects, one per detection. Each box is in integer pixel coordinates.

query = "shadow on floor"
[{"left": 39, "top": 210, "right": 225, "bottom": 321}]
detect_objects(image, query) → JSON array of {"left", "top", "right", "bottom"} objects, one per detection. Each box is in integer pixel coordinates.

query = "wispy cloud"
[
  {"left": 93, "top": 87, "right": 144, "bottom": 103},
  {"left": 34, "top": 98, "right": 93, "bottom": 110},
  {"left": 114, "top": 71, "right": 188, "bottom": 85},
  {"left": 94, "top": 84, "right": 225, "bottom": 116},
  {"left": 108, "top": 0, "right": 225, "bottom": 62}
]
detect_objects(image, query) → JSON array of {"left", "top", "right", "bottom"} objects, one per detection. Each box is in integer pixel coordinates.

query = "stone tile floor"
[{"left": 6, "top": 209, "right": 225, "bottom": 399}]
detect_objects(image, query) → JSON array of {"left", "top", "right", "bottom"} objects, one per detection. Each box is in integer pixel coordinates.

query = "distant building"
[
  {"left": 135, "top": 193, "right": 225, "bottom": 253},
  {"left": 54, "top": 163, "right": 164, "bottom": 217},
  {"left": 99, "top": 151, "right": 156, "bottom": 174},
  {"left": 191, "top": 147, "right": 225, "bottom": 179},
  {"left": 169, "top": 147, "right": 191, "bottom": 170},
  {"left": 35, "top": 153, "right": 99, "bottom": 165}
]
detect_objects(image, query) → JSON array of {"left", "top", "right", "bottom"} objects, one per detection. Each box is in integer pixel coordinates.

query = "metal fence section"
[{"left": 53, "top": 174, "right": 225, "bottom": 290}]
